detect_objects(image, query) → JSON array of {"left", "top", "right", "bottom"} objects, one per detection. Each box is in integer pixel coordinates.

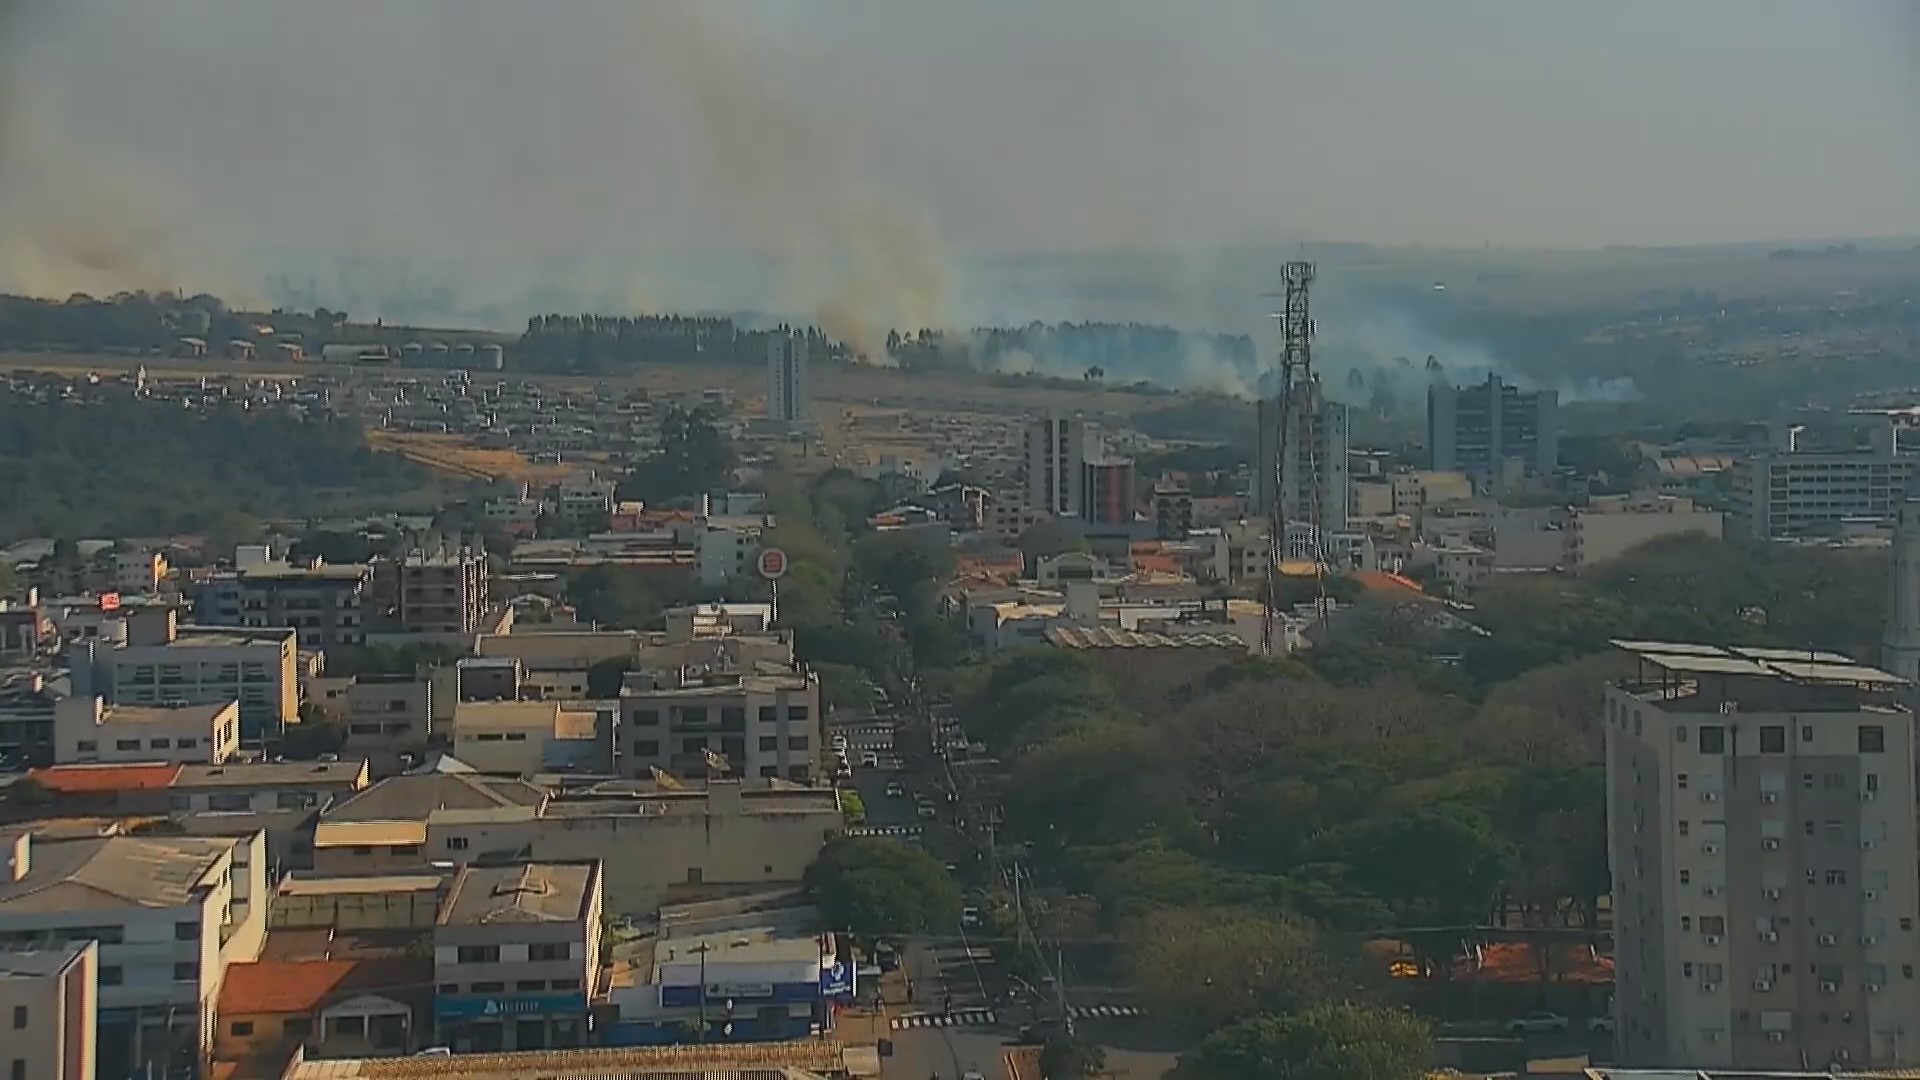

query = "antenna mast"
[{"left": 1262, "top": 261, "right": 1322, "bottom": 656}]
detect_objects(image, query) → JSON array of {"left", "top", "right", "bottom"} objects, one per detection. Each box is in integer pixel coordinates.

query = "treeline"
[
  {"left": 515, "top": 315, "right": 847, "bottom": 374},
  {"left": 888, "top": 321, "right": 1257, "bottom": 382},
  {"left": 0, "top": 392, "right": 429, "bottom": 542}
]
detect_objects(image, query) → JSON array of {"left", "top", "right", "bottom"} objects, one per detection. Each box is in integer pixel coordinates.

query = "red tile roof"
[
  {"left": 218, "top": 957, "right": 430, "bottom": 1015},
  {"left": 27, "top": 763, "right": 184, "bottom": 794}
]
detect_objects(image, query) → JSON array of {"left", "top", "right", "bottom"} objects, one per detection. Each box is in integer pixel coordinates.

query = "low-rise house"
[
  {"left": 0, "top": 940, "right": 97, "bottom": 1080},
  {"left": 53, "top": 696, "right": 240, "bottom": 766},
  {"left": 214, "top": 956, "right": 431, "bottom": 1067}
]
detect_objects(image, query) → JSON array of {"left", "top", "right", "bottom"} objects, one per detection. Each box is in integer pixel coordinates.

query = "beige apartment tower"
[{"left": 1604, "top": 640, "right": 1920, "bottom": 1070}]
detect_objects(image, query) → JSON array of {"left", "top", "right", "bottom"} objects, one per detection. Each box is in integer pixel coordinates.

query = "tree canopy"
[
  {"left": 1173, "top": 1004, "right": 1432, "bottom": 1080},
  {"left": 804, "top": 837, "right": 962, "bottom": 935}
]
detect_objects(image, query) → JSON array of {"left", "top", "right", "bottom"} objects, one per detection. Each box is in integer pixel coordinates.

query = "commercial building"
[
  {"left": 0, "top": 828, "right": 269, "bottom": 1079},
  {"left": 619, "top": 671, "right": 821, "bottom": 783},
  {"left": 314, "top": 773, "right": 840, "bottom": 916},
  {"left": 336, "top": 674, "right": 435, "bottom": 770},
  {"left": 53, "top": 696, "right": 240, "bottom": 766},
  {"left": 451, "top": 700, "right": 609, "bottom": 776},
  {"left": 1025, "top": 414, "right": 1098, "bottom": 518},
  {"left": 766, "top": 329, "right": 809, "bottom": 427},
  {"left": 1427, "top": 373, "right": 1559, "bottom": 492},
  {"left": 1566, "top": 495, "right": 1724, "bottom": 570},
  {"left": 1254, "top": 379, "right": 1352, "bottom": 539},
  {"left": 1603, "top": 640, "right": 1919, "bottom": 1069},
  {"left": 434, "top": 861, "right": 602, "bottom": 1053},
  {"left": 1728, "top": 438, "right": 1918, "bottom": 541},
  {"left": 1151, "top": 482, "right": 1195, "bottom": 540},
  {"left": 0, "top": 941, "right": 96, "bottom": 1080},
  {"left": 696, "top": 516, "right": 767, "bottom": 587},
  {"left": 393, "top": 550, "right": 490, "bottom": 635},
  {"left": 68, "top": 606, "right": 297, "bottom": 744},
  {"left": 1080, "top": 456, "right": 1137, "bottom": 526}
]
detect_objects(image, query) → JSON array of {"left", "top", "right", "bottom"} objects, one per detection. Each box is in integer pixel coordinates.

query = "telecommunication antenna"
[{"left": 1261, "top": 261, "right": 1326, "bottom": 656}]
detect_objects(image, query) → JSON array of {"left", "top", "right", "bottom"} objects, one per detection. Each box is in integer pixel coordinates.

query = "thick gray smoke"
[{"left": 0, "top": 0, "right": 1914, "bottom": 379}]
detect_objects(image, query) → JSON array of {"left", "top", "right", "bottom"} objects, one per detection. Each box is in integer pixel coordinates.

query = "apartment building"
[
  {"left": 619, "top": 671, "right": 820, "bottom": 783},
  {"left": 53, "top": 696, "right": 240, "bottom": 766},
  {"left": 197, "top": 559, "right": 373, "bottom": 653},
  {"left": 69, "top": 606, "right": 297, "bottom": 744},
  {"left": 0, "top": 672, "right": 63, "bottom": 768},
  {"left": 1254, "top": 378, "right": 1352, "bottom": 536},
  {"left": 433, "top": 860, "right": 602, "bottom": 1053},
  {"left": 1604, "top": 640, "right": 1920, "bottom": 1070},
  {"left": 0, "top": 940, "right": 97, "bottom": 1080},
  {"left": 337, "top": 674, "right": 434, "bottom": 769},
  {"left": 696, "top": 516, "right": 767, "bottom": 586},
  {"left": 393, "top": 550, "right": 489, "bottom": 635},
  {"left": 1081, "top": 456, "right": 1137, "bottom": 526},
  {"left": 451, "top": 700, "right": 609, "bottom": 775},
  {"left": 1427, "top": 373, "right": 1559, "bottom": 492},
  {"left": 0, "top": 829, "right": 269, "bottom": 1080},
  {"left": 1025, "top": 414, "right": 1097, "bottom": 518}
]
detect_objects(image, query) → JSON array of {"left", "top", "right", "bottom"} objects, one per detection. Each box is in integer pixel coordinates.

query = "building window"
[
  {"left": 1760, "top": 726, "right": 1786, "bottom": 753},
  {"left": 516, "top": 979, "right": 546, "bottom": 992},
  {"left": 788, "top": 706, "right": 810, "bottom": 723},
  {"left": 175, "top": 921, "right": 199, "bottom": 941},
  {"left": 457, "top": 945, "right": 500, "bottom": 964},
  {"left": 551, "top": 978, "right": 581, "bottom": 991},
  {"left": 470, "top": 981, "right": 505, "bottom": 994},
  {"left": 446, "top": 837, "right": 469, "bottom": 851},
  {"left": 173, "top": 962, "right": 195, "bottom": 982},
  {"left": 1860, "top": 725, "right": 1886, "bottom": 753},
  {"left": 438, "top": 983, "right": 458, "bottom": 995},
  {"left": 1679, "top": 870, "right": 1691, "bottom": 884},
  {"left": 1827, "top": 870, "right": 1849, "bottom": 886},
  {"left": 1802, "top": 725, "right": 1814, "bottom": 743},
  {"left": 10, "top": 1005, "right": 23, "bottom": 1029},
  {"left": 631, "top": 709, "right": 660, "bottom": 727},
  {"left": 149, "top": 738, "right": 171, "bottom": 749},
  {"left": 99, "top": 966, "right": 122, "bottom": 986},
  {"left": 788, "top": 735, "right": 809, "bottom": 750},
  {"left": 1699, "top": 726, "right": 1726, "bottom": 754},
  {"left": 1678, "top": 821, "right": 1690, "bottom": 837},
  {"left": 178, "top": 738, "right": 197, "bottom": 749},
  {"left": 115, "top": 739, "right": 140, "bottom": 751},
  {"left": 759, "top": 736, "right": 778, "bottom": 752},
  {"left": 76, "top": 740, "right": 96, "bottom": 753},
  {"left": 230, "top": 1022, "right": 254, "bottom": 1037},
  {"left": 1674, "top": 725, "right": 1687, "bottom": 744},
  {"left": 530, "top": 942, "right": 570, "bottom": 962},
  {"left": 1677, "top": 773, "right": 1689, "bottom": 790},
  {"left": 633, "top": 740, "right": 659, "bottom": 756},
  {"left": 758, "top": 706, "right": 777, "bottom": 723}
]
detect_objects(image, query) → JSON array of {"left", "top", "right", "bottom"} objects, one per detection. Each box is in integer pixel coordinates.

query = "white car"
[
  {"left": 1508, "top": 1011, "right": 1570, "bottom": 1034},
  {"left": 1587, "top": 1015, "right": 1616, "bottom": 1034},
  {"left": 831, "top": 735, "right": 848, "bottom": 751},
  {"left": 860, "top": 751, "right": 879, "bottom": 768},
  {"left": 963, "top": 1071, "right": 985, "bottom": 1080}
]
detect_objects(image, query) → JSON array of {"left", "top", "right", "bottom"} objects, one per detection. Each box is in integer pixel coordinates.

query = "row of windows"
[
  {"left": 626, "top": 705, "right": 810, "bottom": 727},
  {"left": 454, "top": 943, "right": 573, "bottom": 963},
  {"left": 438, "top": 977, "right": 582, "bottom": 994},
  {"left": 93, "top": 736, "right": 203, "bottom": 752},
  {"left": 1677, "top": 722, "right": 1885, "bottom": 755}
]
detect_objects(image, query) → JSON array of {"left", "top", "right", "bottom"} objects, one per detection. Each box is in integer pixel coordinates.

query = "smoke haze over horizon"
[{"left": 1, "top": 1, "right": 1917, "bottom": 358}]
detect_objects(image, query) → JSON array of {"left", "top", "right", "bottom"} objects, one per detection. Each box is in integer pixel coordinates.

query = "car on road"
[
  {"left": 961, "top": 906, "right": 983, "bottom": 928},
  {"left": 860, "top": 751, "right": 880, "bottom": 768},
  {"left": 1508, "top": 1011, "right": 1570, "bottom": 1034},
  {"left": 962, "top": 1071, "right": 985, "bottom": 1080},
  {"left": 1587, "top": 1015, "right": 1615, "bottom": 1034},
  {"left": 917, "top": 803, "right": 936, "bottom": 819},
  {"left": 831, "top": 735, "right": 848, "bottom": 751},
  {"left": 885, "top": 780, "right": 905, "bottom": 798}
]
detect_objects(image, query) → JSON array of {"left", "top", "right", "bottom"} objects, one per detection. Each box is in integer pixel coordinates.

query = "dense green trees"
[
  {"left": 805, "top": 837, "right": 963, "bottom": 934},
  {"left": 0, "top": 394, "right": 429, "bottom": 542},
  {"left": 616, "top": 406, "right": 737, "bottom": 506},
  {"left": 1174, "top": 1004, "right": 1432, "bottom": 1080}
]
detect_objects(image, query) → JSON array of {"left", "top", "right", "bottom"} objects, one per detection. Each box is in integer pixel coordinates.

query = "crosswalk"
[
  {"left": 1072, "top": 1004, "right": 1144, "bottom": 1019},
  {"left": 892, "top": 1009, "right": 997, "bottom": 1030},
  {"left": 844, "top": 824, "right": 924, "bottom": 838}
]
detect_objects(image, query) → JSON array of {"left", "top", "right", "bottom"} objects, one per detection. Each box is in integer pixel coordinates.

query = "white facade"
[
  {"left": 1025, "top": 415, "right": 1097, "bottom": 518},
  {"left": 1729, "top": 451, "right": 1918, "bottom": 541},
  {"left": 1605, "top": 643, "right": 1920, "bottom": 1070},
  {"left": 766, "top": 331, "right": 809, "bottom": 425},
  {"left": 1568, "top": 496, "right": 1724, "bottom": 570}
]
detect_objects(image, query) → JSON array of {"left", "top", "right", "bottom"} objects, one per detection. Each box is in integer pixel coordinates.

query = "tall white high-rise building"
[
  {"left": 1024, "top": 414, "right": 1098, "bottom": 518},
  {"left": 1603, "top": 639, "right": 1920, "bottom": 1070},
  {"left": 766, "top": 330, "right": 808, "bottom": 426},
  {"left": 1252, "top": 378, "right": 1350, "bottom": 537},
  {"left": 1882, "top": 500, "right": 1920, "bottom": 683}
]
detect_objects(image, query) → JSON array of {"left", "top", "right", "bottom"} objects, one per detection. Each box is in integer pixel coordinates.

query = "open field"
[{"left": 365, "top": 432, "right": 581, "bottom": 485}]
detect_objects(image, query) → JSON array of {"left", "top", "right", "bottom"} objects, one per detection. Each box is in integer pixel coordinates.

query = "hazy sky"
[{"left": 1, "top": 0, "right": 1917, "bottom": 324}]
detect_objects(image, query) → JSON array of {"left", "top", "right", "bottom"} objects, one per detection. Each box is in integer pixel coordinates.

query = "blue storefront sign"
[
  {"left": 436, "top": 991, "right": 586, "bottom": 1021},
  {"left": 820, "top": 960, "right": 857, "bottom": 1000}
]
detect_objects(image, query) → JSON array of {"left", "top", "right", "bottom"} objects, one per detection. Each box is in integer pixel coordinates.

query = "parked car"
[
  {"left": 1587, "top": 1016, "right": 1615, "bottom": 1033},
  {"left": 860, "top": 751, "right": 880, "bottom": 769},
  {"left": 885, "top": 780, "right": 905, "bottom": 798},
  {"left": 917, "top": 804, "right": 937, "bottom": 819},
  {"left": 1508, "top": 1011, "right": 1570, "bottom": 1034},
  {"left": 961, "top": 906, "right": 983, "bottom": 929}
]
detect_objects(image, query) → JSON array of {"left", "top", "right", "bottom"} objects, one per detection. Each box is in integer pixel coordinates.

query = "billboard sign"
[{"left": 756, "top": 547, "right": 789, "bottom": 580}]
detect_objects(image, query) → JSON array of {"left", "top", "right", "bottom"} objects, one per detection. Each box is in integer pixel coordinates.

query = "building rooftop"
[
  {"left": 323, "top": 772, "right": 547, "bottom": 824},
  {"left": 96, "top": 702, "right": 233, "bottom": 726},
  {"left": 0, "top": 942, "right": 91, "bottom": 978},
  {"left": 1612, "top": 639, "right": 1906, "bottom": 688},
  {"left": 439, "top": 862, "right": 596, "bottom": 926},
  {"left": 240, "top": 563, "right": 371, "bottom": 583},
  {"left": 624, "top": 673, "right": 812, "bottom": 697},
  {"left": 282, "top": 1040, "right": 842, "bottom": 1079},
  {"left": 0, "top": 834, "right": 236, "bottom": 911},
  {"left": 219, "top": 957, "right": 429, "bottom": 1016},
  {"left": 277, "top": 872, "right": 448, "bottom": 898},
  {"left": 163, "top": 626, "right": 295, "bottom": 649},
  {"left": 1044, "top": 625, "right": 1246, "bottom": 650},
  {"left": 174, "top": 760, "right": 368, "bottom": 788},
  {"left": 28, "top": 763, "right": 184, "bottom": 794}
]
